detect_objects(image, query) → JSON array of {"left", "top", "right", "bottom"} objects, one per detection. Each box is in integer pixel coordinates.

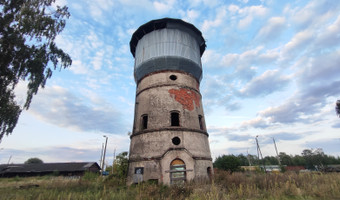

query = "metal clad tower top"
[{"left": 130, "top": 18, "right": 206, "bottom": 83}]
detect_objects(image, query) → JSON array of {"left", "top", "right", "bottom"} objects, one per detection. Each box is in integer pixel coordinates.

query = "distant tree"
[
  {"left": 214, "top": 155, "right": 241, "bottom": 173},
  {"left": 24, "top": 157, "right": 43, "bottom": 164},
  {"left": 279, "top": 152, "right": 293, "bottom": 166},
  {"left": 291, "top": 155, "right": 306, "bottom": 166},
  {"left": 237, "top": 154, "right": 250, "bottom": 166},
  {"left": 112, "top": 152, "right": 128, "bottom": 178},
  {"left": 262, "top": 156, "right": 279, "bottom": 165},
  {"left": 248, "top": 154, "right": 260, "bottom": 166},
  {"left": 0, "top": 0, "right": 72, "bottom": 142},
  {"left": 301, "top": 148, "right": 326, "bottom": 170}
]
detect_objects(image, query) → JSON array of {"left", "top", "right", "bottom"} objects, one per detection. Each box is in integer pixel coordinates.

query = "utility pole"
[
  {"left": 7, "top": 155, "right": 12, "bottom": 164},
  {"left": 272, "top": 137, "right": 281, "bottom": 165},
  {"left": 99, "top": 143, "right": 104, "bottom": 169},
  {"left": 101, "top": 136, "right": 108, "bottom": 175},
  {"left": 255, "top": 136, "right": 266, "bottom": 172},
  {"left": 112, "top": 148, "right": 116, "bottom": 174}
]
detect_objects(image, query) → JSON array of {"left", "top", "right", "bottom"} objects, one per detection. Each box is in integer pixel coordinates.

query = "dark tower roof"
[{"left": 130, "top": 18, "right": 206, "bottom": 58}]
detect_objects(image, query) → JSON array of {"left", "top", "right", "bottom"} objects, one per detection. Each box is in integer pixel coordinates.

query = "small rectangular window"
[
  {"left": 135, "top": 167, "right": 144, "bottom": 174},
  {"left": 198, "top": 115, "right": 204, "bottom": 130},
  {"left": 141, "top": 115, "right": 148, "bottom": 130},
  {"left": 171, "top": 112, "right": 180, "bottom": 126}
]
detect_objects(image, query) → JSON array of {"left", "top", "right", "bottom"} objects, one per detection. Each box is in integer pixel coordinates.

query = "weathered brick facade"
[{"left": 127, "top": 18, "right": 213, "bottom": 185}]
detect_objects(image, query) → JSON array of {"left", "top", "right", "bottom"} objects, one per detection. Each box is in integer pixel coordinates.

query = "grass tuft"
[{"left": 1, "top": 170, "right": 340, "bottom": 199}]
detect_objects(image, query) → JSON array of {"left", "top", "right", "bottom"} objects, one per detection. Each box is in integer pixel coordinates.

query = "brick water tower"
[{"left": 127, "top": 18, "right": 213, "bottom": 185}]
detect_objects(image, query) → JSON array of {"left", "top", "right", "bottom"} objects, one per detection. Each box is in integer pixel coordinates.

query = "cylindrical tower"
[{"left": 127, "top": 18, "right": 213, "bottom": 185}]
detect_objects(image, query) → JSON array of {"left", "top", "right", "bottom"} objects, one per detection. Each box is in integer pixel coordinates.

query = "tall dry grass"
[{"left": 0, "top": 171, "right": 340, "bottom": 199}]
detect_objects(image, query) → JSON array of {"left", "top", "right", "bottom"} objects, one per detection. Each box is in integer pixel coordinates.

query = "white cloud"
[
  {"left": 202, "top": 49, "right": 223, "bottom": 67},
  {"left": 69, "top": 60, "right": 89, "bottom": 75},
  {"left": 153, "top": 0, "right": 176, "bottom": 13},
  {"left": 240, "top": 117, "right": 269, "bottom": 129},
  {"left": 281, "top": 30, "right": 314, "bottom": 59},
  {"left": 221, "top": 53, "right": 238, "bottom": 67},
  {"left": 182, "top": 9, "right": 200, "bottom": 23},
  {"left": 86, "top": 31, "right": 104, "bottom": 49},
  {"left": 92, "top": 50, "right": 104, "bottom": 70},
  {"left": 238, "top": 5, "right": 268, "bottom": 29},
  {"left": 202, "top": 6, "right": 227, "bottom": 32},
  {"left": 29, "top": 86, "right": 127, "bottom": 134},
  {"left": 189, "top": 0, "right": 219, "bottom": 8},
  {"left": 238, "top": 69, "right": 289, "bottom": 97},
  {"left": 256, "top": 17, "right": 286, "bottom": 40},
  {"left": 228, "top": 4, "right": 239, "bottom": 13},
  {"left": 297, "top": 51, "right": 340, "bottom": 85},
  {"left": 315, "top": 15, "right": 340, "bottom": 48}
]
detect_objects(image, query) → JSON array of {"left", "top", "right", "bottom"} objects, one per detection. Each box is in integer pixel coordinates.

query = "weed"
[{"left": 1, "top": 171, "right": 340, "bottom": 199}]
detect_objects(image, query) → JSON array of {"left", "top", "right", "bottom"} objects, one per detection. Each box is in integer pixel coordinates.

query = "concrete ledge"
[{"left": 131, "top": 127, "right": 209, "bottom": 138}]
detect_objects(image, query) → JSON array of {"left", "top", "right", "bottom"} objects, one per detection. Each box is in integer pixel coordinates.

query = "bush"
[{"left": 82, "top": 171, "right": 99, "bottom": 182}]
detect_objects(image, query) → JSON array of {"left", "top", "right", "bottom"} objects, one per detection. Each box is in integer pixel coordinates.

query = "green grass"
[{"left": 1, "top": 171, "right": 340, "bottom": 200}]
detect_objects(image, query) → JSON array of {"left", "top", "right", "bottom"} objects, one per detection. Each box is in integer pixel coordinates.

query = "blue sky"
[{"left": 1, "top": 0, "right": 340, "bottom": 165}]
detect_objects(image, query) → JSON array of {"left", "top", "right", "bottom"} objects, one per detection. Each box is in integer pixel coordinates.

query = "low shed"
[{"left": 0, "top": 162, "right": 101, "bottom": 177}]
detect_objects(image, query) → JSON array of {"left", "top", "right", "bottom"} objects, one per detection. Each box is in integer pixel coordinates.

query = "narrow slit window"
[
  {"left": 141, "top": 115, "right": 148, "bottom": 130},
  {"left": 198, "top": 115, "right": 204, "bottom": 130},
  {"left": 171, "top": 112, "right": 180, "bottom": 126}
]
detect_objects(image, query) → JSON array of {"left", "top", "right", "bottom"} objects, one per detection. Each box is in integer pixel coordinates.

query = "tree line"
[{"left": 214, "top": 148, "right": 340, "bottom": 172}]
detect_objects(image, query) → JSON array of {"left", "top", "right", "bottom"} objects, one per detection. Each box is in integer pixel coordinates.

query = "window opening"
[
  {"left": 141, "top": 115, "right": 148, "bottom": 130},
  {"left": 169, "top": 75, "right": 177, "bottom": 80},
  {"left": 172, "top": 137, "right": 181, "bottom": 145},
  {"left": 170, "top": 159, "right": 186, "bottom": 184},
  {"left": 135, "top": 167, "right": 144, "bottom": 174},
  {"left": 171, "top": 112, "right": 180, "bottom": 126},
  {"left": 198, "top": 115, "right": 204, "bottom": 130},
  {"left": 207, "top": 167, "right": 212, "bottom": 182}
]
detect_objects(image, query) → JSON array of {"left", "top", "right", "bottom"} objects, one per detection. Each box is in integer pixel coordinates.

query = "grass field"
[{"left": 1, "top": 170, "right": 340, "bottom": 200}]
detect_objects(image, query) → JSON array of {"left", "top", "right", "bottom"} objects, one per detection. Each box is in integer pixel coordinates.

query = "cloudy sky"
[{"left": 1, "top": 0, "right": 340, "bottom": 165}]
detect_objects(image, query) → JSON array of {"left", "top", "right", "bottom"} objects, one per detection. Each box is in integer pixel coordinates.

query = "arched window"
[
  {"left": 171, "top": 111, "right": 180, "bottom": 126},
  {"left": 198, "top": 115, "right": 204, "bottom": 130},
  {"left": 170, "top": 159, "right": 186, "bottom": 184},
  {"left": 207, "top": 167, "right": 212, "bottom": 182},
  {"left": 141, "top": 114, "right": 148, "bottom": 130}
]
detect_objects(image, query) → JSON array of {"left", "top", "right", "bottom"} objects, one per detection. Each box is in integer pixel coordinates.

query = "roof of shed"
[{"left": 0, "top": 162, "right": 100, "bottom": 174}]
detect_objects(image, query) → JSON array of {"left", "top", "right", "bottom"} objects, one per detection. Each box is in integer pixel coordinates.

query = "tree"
[
  {"left": 213, "top": 155, "right": 241, "bottom": 173},
  {"left": 336, "top": 100, "right": 340, "bottom": 118},
  {"left": 263, "top": 156, "right": 279, "bottom": 165},
  {"left": 302, "top": 148, "right": 326, "bottom": 170},
  {"left": 291, "top": 155, "right": 306, "bottom": 166},
  {"left": 237, "top": 154, "right": 250, "bottom": 166},
  {"left": 112, "top": 151, "right": 128, "bottom": 178},
  {"left": 0, "top": 0, "right": 72, "bottom": 142},
  {"left": 279, "top": 152, "right": 293, "bottom": 166},
  {"left": 24, "top": 157, "right": 43, "bottom": 164}
]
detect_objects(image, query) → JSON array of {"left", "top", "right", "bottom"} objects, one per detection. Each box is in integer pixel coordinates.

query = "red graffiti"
[{"left": 169, "top": 88, "right": 200, "bottom": 111}]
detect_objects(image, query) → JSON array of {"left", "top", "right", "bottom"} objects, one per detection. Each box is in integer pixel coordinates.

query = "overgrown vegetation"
[{"left": 1, "top": 170, "right": 340, "bottom": 199}]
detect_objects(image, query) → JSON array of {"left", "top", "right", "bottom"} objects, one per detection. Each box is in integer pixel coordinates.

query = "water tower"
[{"left": 127, "top": 18, "right": 213, "bottom": 185}]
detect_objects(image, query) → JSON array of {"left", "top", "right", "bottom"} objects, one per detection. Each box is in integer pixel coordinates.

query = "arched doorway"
[{"left": 170, "top": 159, "right": 186, "bottom": 184}]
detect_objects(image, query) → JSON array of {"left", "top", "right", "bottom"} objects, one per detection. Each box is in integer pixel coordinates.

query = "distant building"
[
  {"left": 260, "top": 165, "right": 281, "bottom": 172},
  {"left": 127, "top": 18, "right": 213, "bottom": 185},
  {"left": 323, "top": 164, "right": 340, "bottom": 172},
  {"left": 0, "top": 162, "right": 100, "bottom": 177}
]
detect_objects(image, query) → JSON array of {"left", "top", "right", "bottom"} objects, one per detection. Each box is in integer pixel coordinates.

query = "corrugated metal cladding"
[
  {"left": 135, "top": 29, "right": 201, "bottom": 67},
  {"left": 134, "top": 28, "right": 203, "bottom": 83}
]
